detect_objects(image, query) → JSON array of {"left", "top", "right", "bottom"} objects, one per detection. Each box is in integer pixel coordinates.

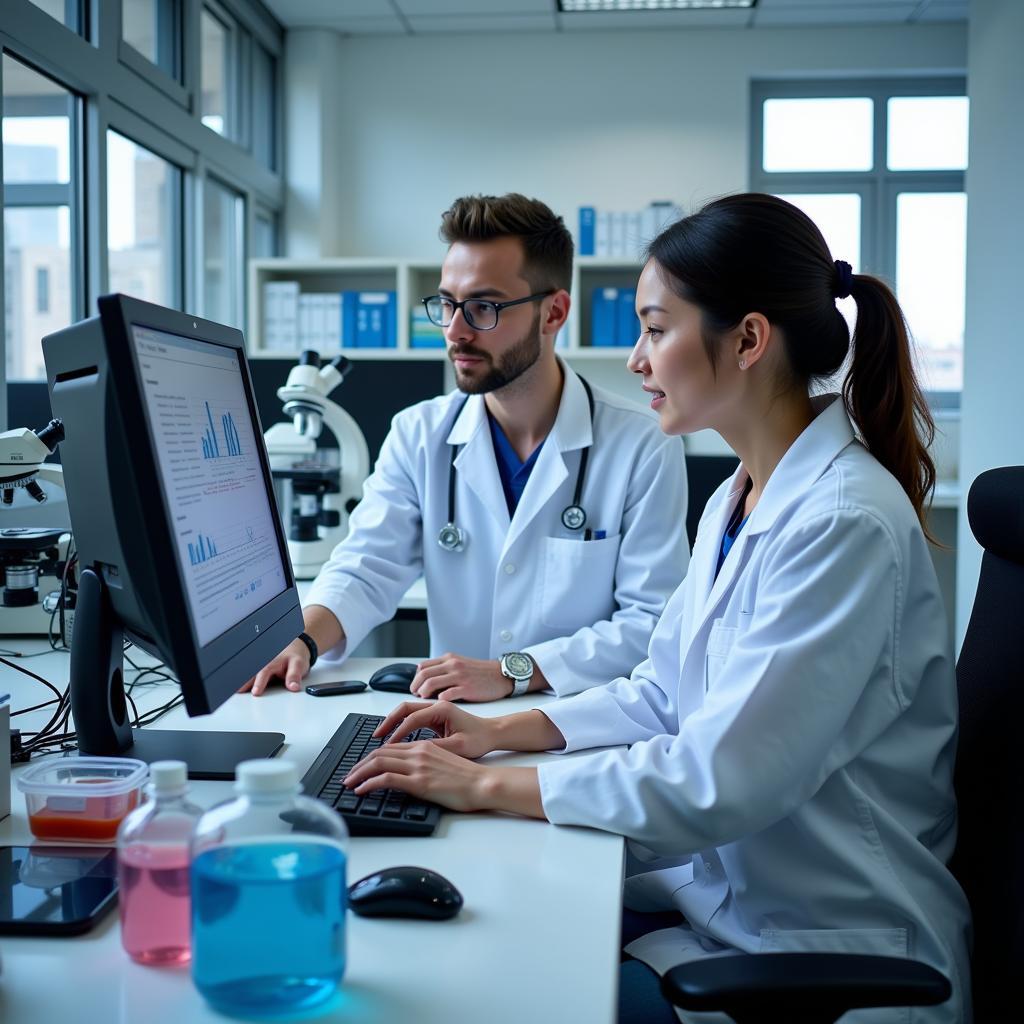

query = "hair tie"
[{"left": 833, "top": 260, "right": 853, "bottom": 300}]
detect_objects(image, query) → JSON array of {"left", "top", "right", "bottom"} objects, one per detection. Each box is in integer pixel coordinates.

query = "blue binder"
[
  {"left": 579, "top": 207, "right": 596, "bottom": 257},
  {"left": 617, "top": 288, "right": 639, "bottom": 346},
  {"left": 591, "top": 288, "right": 619, "bottom": 347}
]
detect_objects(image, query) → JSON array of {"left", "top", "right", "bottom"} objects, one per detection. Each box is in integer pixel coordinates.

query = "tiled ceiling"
[{"left": 260, "top": 0, "right": 969, "bottom": 36}]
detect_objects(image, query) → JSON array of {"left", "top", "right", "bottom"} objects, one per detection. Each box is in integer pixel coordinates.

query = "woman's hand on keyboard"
[
  {"left": 373, "top": 701, "right": 499, "bottom": 760},
  {"left": 343, "top": 739, "right": 495, "bottom": 813}
]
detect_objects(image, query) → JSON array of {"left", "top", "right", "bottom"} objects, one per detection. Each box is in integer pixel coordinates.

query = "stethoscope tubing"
[{"left": 438, "top": 376, "right": 595, "bottom": 552}]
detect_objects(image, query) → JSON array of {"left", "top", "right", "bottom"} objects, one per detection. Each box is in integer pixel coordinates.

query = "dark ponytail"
[
  {"left": 647, "top": 193, "right": 938, "bottom": 539},
  {"left": 843, "top": 274, "right": 936, "bottom": 537}
]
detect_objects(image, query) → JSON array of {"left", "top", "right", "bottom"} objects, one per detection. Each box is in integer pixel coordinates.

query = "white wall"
[
  {"left": 956, "top": 0, "right": 1024, "bottom": 645},
  {"left": 283, "top": 30, "right": 351, "bottom": 258},
  {"left": 284, "top": 23, "right": 965, "bottom": 259},
  {"left": 280, "top": 20, "right": 969, "bottom": 639}
]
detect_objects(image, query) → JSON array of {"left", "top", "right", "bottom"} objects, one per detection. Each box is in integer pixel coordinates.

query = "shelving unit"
[{"left": 247, "top": 256, "right": 644, "bottom": 359}]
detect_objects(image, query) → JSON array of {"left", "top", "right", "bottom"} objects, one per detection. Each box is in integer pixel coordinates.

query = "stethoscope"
[{"left": 438, "top": 377, "right": 595, "bottom": 553}]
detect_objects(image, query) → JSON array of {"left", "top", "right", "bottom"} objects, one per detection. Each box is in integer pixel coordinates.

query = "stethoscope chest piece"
[
  {"left": 438, "top": 523, "right": 466, "bottom": 552},
  {"left": 441, "top": 377, "right": 595, "bottom": 552},
  {"left": 561, "top": 504, "right": 586, "bottom": 531}
]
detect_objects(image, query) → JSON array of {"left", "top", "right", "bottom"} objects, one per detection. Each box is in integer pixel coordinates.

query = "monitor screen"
[
  {"left": 131, "top": 324, "right": 287, "bottom": 646},
  {"left": 44, "top": 293, "right": 302, "bottom": 773}
]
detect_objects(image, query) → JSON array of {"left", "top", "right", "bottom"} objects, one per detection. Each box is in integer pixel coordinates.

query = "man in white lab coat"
[{"left": 245, "top": 193, "right": 689, "bottom": 701}]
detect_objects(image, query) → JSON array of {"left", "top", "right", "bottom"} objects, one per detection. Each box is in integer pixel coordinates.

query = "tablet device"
[{"left": 0, "top": 845, "right": 118, "bottom": 936}]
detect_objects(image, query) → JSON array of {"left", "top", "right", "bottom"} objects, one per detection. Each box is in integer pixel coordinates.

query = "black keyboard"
[{"left": 300, "top": 713, "right": 442, "bottom": 837}]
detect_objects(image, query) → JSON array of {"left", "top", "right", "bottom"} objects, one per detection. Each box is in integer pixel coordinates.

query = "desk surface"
[{"left": 0, "top": 646, "right": 622, "bottom": 1024}]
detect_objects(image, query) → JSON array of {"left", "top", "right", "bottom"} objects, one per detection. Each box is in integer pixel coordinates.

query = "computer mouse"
[
  {"left": 348, "top": 866, "right": 463, "bottom": 920},
  {"left": 368, "top": 662, "right": 419, "bottom": 693}
]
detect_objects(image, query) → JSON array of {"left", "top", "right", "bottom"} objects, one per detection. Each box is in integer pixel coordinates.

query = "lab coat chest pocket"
[
  {"left": 540, "top": 534, "right": 620, "bottom": 630},
  {"left": 704, "top": 620, "right": 739, "bottom": 693}
]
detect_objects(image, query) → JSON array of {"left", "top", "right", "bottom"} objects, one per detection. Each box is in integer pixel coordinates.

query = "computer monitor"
[{"left": 42, "top": 294, "right": 304, "bottom": 779}]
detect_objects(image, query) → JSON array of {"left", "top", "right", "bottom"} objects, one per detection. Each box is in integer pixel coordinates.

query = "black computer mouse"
[
  {"left": 368, "top": 662, "right": 419, "bottom": 693},
  {"left": 348, "top": 866, "right": 463, "bottom": 920}
]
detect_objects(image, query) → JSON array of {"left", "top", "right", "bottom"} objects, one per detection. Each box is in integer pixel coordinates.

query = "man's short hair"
[{"left": 440, "top": 193, "right": 573, "bottom": 293}]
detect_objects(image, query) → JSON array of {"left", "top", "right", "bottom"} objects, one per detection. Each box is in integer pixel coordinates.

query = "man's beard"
[{"left": 452, "top": 312, "right": 542, "bottom": 395}]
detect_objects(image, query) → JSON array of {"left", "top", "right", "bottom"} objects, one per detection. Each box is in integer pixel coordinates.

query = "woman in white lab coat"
[{"left": 344, "top": 193, "right": 972, "bottom": 1023}]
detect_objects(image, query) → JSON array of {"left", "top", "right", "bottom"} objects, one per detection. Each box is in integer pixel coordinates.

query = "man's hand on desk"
[
  {"left": 411, "top": 653, "right": 547, "bottom": 702},
  {"left": 240, "top": 605, "right": 344, "bottom": 697},
  {"left": 238, "top": 638, "right": 311, "bottom": 695}
]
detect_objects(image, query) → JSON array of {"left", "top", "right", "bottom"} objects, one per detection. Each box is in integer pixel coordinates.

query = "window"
[
  {"left": 27, "top": 0, "right": 83, "bottom": 32},
  {"left": 107, "top": 130, "right": 182, "bottom": 308},
  {"left": 252, "top": 43, "right": 276, "bottom": 170},
  {"left": 122, "top": 0, "right": 181, "bottom": 80},
  {"left": 752, "top": 79, "right": 968, "bottom": 398},
  {"left": 253, "top": 208, "right": 277, "bottom": 258},
  {"left": 200, "top": 6, "right": 231, "bottom": 136},
  {"left": 1, "top": 2, "right": 284, "bottom": 418},
  {"left": 2, "top": 53, "right": 80, "bottom": 381},
  {"left": 36, "top": 266, "right": 50, "bottom": 313},
  {"left": 203, "top": 176, "right": 243, "bottom": 327}
]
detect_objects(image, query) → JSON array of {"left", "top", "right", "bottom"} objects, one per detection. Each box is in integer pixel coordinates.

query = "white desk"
[{"left": 0, "top": 645, "right": 623, "bottom": 1024}]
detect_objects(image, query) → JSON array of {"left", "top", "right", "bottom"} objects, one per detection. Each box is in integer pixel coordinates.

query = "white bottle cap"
[
  {"left": 149, "top": 760, "right": 188, "bottom": 793},
  {"left": 235, "top": 759, "right": 298, "bottom": 794}
]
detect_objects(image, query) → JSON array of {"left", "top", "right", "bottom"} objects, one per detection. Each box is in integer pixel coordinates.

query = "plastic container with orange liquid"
[{"left": 16, "top": 756, "right": 148, "bottom": 842}]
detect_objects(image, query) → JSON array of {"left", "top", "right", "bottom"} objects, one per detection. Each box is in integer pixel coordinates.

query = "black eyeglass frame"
[{"left": 421, "top": 291, "right": 555, "bottom": 331}]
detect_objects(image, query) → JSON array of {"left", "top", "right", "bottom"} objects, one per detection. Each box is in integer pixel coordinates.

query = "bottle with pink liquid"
[{"left": 117, "top": 760, "right": 202, "bottom": 965}]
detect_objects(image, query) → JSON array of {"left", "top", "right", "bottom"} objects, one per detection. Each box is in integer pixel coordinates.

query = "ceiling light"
[{"left": 558, "top": 1, "right": 757, "bottom": 11}]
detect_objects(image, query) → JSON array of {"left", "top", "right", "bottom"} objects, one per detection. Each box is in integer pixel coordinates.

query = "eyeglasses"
[{"left": 421, "top": 291, "right": 554, "bottom": 332}]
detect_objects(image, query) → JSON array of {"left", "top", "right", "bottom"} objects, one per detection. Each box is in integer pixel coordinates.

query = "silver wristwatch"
[{"left": 499, "top": 651, "right": 534, "bottom": 697}]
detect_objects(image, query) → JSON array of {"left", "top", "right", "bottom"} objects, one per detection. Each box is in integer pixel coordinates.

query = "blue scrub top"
[
  {"left": 488, "top": 410, "right": 545, "bottom": 517},
  {"left": 715, "top": 479, "right": 753, "bottom": 580}
]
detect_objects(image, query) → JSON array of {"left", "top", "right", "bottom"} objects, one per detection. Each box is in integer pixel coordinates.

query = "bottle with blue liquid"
[{"left": 190, "top": 759, "right": 349, "bottom": 1016}]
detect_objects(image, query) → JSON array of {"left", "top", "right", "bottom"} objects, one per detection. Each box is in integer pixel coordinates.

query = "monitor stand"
[{"left": 70, "top": 568, "right": 285, "bottom": 781}]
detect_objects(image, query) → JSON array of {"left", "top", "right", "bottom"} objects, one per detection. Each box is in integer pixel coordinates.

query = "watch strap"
[
  {"left": 500, "top": 652, "right": 533, "bottom": 697},
  {"left": 297, "top": 630, "right": 318, "bottom": 668}
]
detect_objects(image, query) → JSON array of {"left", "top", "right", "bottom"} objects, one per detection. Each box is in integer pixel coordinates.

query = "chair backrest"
[{"left": 950, "top": 466, "right": 1024, "bottom": 1020}]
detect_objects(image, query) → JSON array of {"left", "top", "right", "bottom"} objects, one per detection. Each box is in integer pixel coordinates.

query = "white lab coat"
[
  {"left": 305, "top": 362, "right": 689, "bottom": 695},
  {"left": 538, "top": 395, "right": 971, "bottom": 1023}
]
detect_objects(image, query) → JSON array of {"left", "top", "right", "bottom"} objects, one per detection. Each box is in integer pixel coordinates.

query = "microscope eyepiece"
[
  {"left": 299, "top": 350, "right": 321, "bottom": 368},
  {"left": 328, "top": 355, "right": 352, "bottom": 380},
  {"left": 34, "top": 418, "right": 65, "bottom": 452}
]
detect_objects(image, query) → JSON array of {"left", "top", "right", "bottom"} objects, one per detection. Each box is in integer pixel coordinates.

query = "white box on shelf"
[
  {"left": 626, "top": 212, "right": 643, "bottom": 260},
  {"left": 595, "top": 212, "right": 611, "bottom": 257},
  {"left": 609, "top": 212, "right": 627, "bottom": 259}
]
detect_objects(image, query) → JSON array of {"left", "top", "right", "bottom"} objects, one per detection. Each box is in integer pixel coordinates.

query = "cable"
[
  {"left": 125, "top": 690, "right": 141, "bottom": 728},
  {"left": 0, "top": 655, "right": 64, "bottom": 704}
]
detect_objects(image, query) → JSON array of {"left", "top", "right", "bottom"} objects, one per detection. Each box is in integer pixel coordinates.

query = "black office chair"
[{"left": 661, "top": 466, "right": 1024, "bottom": 1022}]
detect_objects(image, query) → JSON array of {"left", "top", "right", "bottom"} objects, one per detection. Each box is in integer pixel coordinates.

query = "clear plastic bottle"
[
  {"left": 116, "top": 760, "right": 203, "bottom": 965},
  {"left": 190, "top": 759, "right": 349, "bottom": 1016}
]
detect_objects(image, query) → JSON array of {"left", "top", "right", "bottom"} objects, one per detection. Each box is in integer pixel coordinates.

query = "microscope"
[
  {"left": 264, "top": 352, "right": 370, "bottom": 579},
  {"left": 0, "top": 419, "right": 73, "bottom": 636}
]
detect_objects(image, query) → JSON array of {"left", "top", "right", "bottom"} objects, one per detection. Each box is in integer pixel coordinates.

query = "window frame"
[
  {"left": 0, "top": 0, "right": 283, "bottom": 426},
  {"left": 1, "top": 52, "right": 86, "bottom": 387},
  {"left": 751, "top": 76, "right": 967, "bottom": 407},
  {"left": 117, "top": 0, "right": 189, "bottom": 107}
]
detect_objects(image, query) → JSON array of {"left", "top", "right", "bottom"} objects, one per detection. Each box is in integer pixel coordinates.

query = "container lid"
[
  {"left": 149, "top": 760, "right": 188, "bottom": 793},
  {"left": 16, "top": 755, "right": 149, "bottom": 796},
  {"left": 235, "top": 759, "right": 298, "bottom": 795}
]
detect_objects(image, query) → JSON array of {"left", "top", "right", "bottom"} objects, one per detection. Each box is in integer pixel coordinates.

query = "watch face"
[{"left": 504, "top": 652, "right": 532, "bottom": 678}]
